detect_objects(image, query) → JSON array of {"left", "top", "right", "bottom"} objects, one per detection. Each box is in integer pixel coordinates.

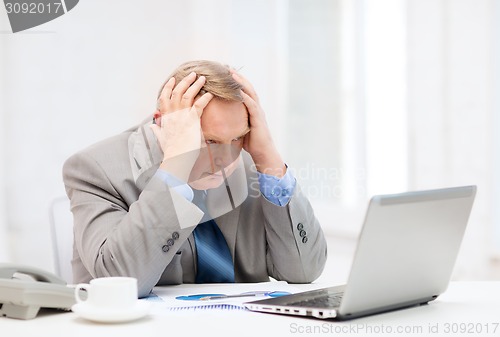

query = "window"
[{"left": 282, "top": 0, "right": 407, "bottom": 234}]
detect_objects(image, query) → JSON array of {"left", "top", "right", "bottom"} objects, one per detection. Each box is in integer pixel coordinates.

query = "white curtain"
[
  {"left": 407, "top": 0, "right": 497, "bottom": 277},
  {"left": 495, "top": 0, "right": 500, "bottom": 256},
  {"left": 0, "top": 99, "right": 7, "bottom": 261}
]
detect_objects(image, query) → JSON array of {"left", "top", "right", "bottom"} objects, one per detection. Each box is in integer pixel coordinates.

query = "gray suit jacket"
[{"left": 63, "top": 120, "right": 327, "bottom": 297}]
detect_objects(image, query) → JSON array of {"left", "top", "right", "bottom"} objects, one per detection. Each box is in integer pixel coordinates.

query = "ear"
[{"left": 153, "top": 111, "right": 162, "bottom": 126}]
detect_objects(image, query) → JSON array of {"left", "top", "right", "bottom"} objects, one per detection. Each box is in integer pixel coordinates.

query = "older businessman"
[{"left": 63, "top": 60, "right": 327, "bottom": 297}]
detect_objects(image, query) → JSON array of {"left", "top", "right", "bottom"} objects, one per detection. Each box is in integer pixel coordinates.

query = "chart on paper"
[{"left": 145, "top": 281, "right": 300, "bottom": 314}]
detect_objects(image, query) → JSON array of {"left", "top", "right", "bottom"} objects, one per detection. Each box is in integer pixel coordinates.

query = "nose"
[{"left": 212, "top": 144, "right": 239, "bottom": 171}]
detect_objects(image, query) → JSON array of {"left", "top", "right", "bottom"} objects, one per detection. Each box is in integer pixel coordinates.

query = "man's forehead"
[{"left": 201, "top": 100, "right": 249, "bottom": 140}]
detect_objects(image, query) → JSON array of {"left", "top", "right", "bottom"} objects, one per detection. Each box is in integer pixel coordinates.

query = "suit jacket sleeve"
[
  {"left": 262, "top": 183, "right": 327, "bottom": 283},
  {"left": 63, "top": 150, "right": 202, "bottom": 297}
]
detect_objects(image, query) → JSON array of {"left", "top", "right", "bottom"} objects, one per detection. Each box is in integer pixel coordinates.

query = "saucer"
[{"left": 72, "top": 301, "right": 151, "bottom": 323}]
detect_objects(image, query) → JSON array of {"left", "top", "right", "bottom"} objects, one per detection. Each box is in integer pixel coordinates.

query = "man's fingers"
[
  {"left": 182, "top": 76, "right": 206, "bottom": 107},
  {"left": 157, "top": 77, "right": 175, "bottom": 111},
  {"left": 159, "top": 77, "right": 175, "bottom": 99},
  {"left": 171, "top": 71, "right": 197, "bottom": 102},
  {"left": 240, "top": 90, "right": 259, "bottom": 116},
  {"left": 231, "top": 71, "right": 259, "bottom": 102},
  {"left": 193, "top": 92, "right": 214, "bottom": 118}
]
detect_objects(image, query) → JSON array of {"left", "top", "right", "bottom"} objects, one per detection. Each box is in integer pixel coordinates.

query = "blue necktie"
[{"left": 193, "top": 192, "right": 235, "bottom": 283}]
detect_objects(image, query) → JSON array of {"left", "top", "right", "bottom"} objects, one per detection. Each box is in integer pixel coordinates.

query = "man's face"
[{"left": 188, "top": 98, "right": 249, "bottom": 190}]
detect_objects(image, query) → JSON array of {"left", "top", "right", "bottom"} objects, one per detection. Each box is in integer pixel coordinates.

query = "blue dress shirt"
[{"left": 155, "top": 165, "right": 296, "bottom": 207}]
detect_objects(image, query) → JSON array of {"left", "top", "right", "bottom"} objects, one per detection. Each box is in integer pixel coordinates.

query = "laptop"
[{"left": 244, "top": 185, "right": 477, "bottom": 320}]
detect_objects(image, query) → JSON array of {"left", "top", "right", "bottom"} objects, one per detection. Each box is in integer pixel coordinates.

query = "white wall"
[{"left": 0, "top": 0, "right": 289, "bottom": 271}]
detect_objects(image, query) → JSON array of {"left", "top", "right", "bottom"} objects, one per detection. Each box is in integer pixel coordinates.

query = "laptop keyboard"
[{"left": 287, "top": 292, "right": 344, "bottom": 308}]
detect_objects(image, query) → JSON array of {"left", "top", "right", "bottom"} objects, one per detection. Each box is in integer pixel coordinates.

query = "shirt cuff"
[
  {"left": 155, "top": 169, "right": 194, "bottom": 202},
  {"left": 258, "top": 167, "right": 296, "bottom": 206}
]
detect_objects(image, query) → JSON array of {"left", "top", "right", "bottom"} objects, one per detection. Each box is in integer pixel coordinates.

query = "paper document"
[{"left": 149, "top": 281, "right": 300, "bottom": 313}]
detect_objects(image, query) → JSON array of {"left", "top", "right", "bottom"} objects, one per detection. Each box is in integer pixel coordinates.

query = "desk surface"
[{"left": 2, "top": 282, "right": 500, "bottom": 337}]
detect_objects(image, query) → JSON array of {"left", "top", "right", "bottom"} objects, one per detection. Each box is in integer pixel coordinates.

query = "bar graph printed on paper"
[{"left": 169, "top": 304, "right": 248, "bottom": 311}]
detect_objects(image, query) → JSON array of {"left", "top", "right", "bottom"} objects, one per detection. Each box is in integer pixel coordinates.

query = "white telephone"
[{"left": 0, "top": 263, "right": 76, "bottom": 319}]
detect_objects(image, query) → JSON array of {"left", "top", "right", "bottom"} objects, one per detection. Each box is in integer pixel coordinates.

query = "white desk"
[{"left": 2, "top": 282, "right": 500, "bottom": 337}]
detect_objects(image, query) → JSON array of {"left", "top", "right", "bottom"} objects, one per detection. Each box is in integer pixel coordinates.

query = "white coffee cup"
[{"left": 75, "top": 277, "right": 138, "bottom": 310}]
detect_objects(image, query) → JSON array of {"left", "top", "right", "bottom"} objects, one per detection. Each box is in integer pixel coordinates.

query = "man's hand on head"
[
  {"left": 150, "top": 72, "right": 213, "bottom": 182},
  {"left": 230, "top": 70, "right": 286, "bottom": 178}
]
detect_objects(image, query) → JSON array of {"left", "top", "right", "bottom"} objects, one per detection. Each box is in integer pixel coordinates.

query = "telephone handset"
[{"left": 0, "top": 263, "right": 76, "bottom": 319}]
